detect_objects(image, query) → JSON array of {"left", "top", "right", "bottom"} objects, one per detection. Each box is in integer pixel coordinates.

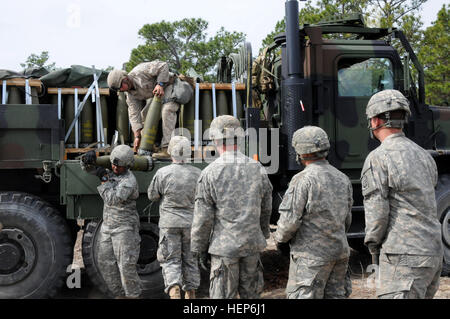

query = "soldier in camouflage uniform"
[
  {"left": 107, "top": 62, "right": 178, "bottom": 159},
  {"left": 148, "top": 136, "right": 201, "bottom": 299},
  {"left": 191, "top": 115, "right": 273, "bottom": 299},
  {"left": 81, "top": 145, "right": 142, "bottom": 298},
  {"left": 273, "top": 126, "right": 353, "bottom": 299},
  {"left": 362, "top": 89, "right": 443, "bottom": 299}
]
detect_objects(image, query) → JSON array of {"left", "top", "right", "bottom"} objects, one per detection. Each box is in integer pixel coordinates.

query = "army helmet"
[
  {"left": 366, "top": 89, "right": 411, "bottom": 120},
  {"left": 292, "top": 126, "right": 330, "bottom": 157},
  {"left": 209, "top": 115, "right": 244, "bottom": 141},
  {"left": 107, "top": 69, "right": 128, "bottom": 90},
  {"left": 110, "top": 145, "right": 134, "bottom": 168},
  {"left": 168, "top": 135, "right": 191, "bottom": 160}
]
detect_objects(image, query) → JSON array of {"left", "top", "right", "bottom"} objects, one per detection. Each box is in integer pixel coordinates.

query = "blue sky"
[{"left": 0, "top": 0, "right": 447, "bottom": 71}]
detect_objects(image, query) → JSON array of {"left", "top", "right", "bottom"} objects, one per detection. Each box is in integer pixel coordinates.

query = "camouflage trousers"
[
  {"left": 377, "top": 253, "right": 442, "bottom": 299},
  {"left": 344, "top": 266, "right": 352, "bottom": 298},
  {"left": 286, "top": 255, "right": 349, "bottom": 299},
  {"left": 157, "top": 227, "right": 200, "bottom": 293},
  {"left": 97, "top": 224, "right": 142, "bottom": 298},
  {"left": 161, "top": 101, "right": 180, "bottom": 148},
  {"left": 209, "top": 253, "right": 264, "bottom": 299}
]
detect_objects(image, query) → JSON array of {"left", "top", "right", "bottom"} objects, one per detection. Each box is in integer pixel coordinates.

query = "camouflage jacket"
[
  {"left": 361, "top": 132, "right": 443, "bottom": 256},
  {"left": 191, "top": 150, "right": 273, "bottom": 257},
  {"left": 148, "top": 163, "right": 202, "bottom": 228},
  {"left": 126, "top": 61, "right": 170, "bottom": 133},
  {"left": 96, "top": 169, "right": 140, "bottom": 229},
  {"left": 274, "top": 160, "right": 353, "bottom": 261}
]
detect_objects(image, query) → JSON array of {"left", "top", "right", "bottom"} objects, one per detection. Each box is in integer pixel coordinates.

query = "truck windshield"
[{"left": 338, "top": 57, "right": 394, "bottom": 97}]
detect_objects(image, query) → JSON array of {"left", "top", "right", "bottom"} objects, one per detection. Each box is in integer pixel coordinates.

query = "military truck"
[
  {"left": 0, "top": 0, "right": 449, "bottom": 298},
  {"left": 252, "top": 0, "right": 450, "bottom": 275}
]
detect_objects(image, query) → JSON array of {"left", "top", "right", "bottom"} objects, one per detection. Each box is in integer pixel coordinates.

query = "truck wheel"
[
  {"left": 0, "top": 192, "right": 72, "bottom": 298},
  {"left": 82, "top": 220, "right": 166, "bottom": 298},
  {"left": 436, "top": 175, "right": 450, "bottom": 276}
]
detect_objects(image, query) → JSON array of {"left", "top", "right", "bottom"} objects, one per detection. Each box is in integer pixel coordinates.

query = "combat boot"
[
  {"left": 169, "top": 285, "right": 181, "bottom": 299},
  {"left": 152, "top": 147, "right": 171, "bottom": 160},
  {"left": 184, "top": 290, "right": 196, "bottom": 299}
]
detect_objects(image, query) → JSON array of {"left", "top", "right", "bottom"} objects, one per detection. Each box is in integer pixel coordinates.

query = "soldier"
[
  {"left": 273, "top": 126, "right": 353, "bottom": 299},
  {"left": 362, "top": 89, "right": 443, "bottom": 299},
  {"left": 148, "top": 135, "right": 201, "bottom": 299},
  {"left": 81, "top": 145, "right": 142, "bottom": 299},
  {"left": 191, "top": 115, "right": 273, "bottom": 299},
  {"left": 107, "top": 61, "right": 178, "bottom": 159}
]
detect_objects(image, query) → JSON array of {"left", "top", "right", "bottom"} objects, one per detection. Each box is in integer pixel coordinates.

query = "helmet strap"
[
  {"left": 368, "top": 116, "right": 387, "bottom": 140},
  {"left": 368, "top": 112, "right": 405, "bottom": 139},
  {"left": 299, "top": 151, "right": 327, "bottom": 161}
]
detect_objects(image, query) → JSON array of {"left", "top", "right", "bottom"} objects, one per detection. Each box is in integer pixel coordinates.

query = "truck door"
[{"left": 334, "top": 56, "right": 396, "bottom": 169}]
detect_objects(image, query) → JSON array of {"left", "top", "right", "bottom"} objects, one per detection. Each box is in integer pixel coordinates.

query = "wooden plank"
[
  {"left": 3, "top": 78, "right": 42, "bottom": 87},
  {"left": 49, "top": 84, "right": 241, "bottom": 94},
  {"left": 65, "top": 147, "right": 93, "bottom": 154},
  {"left": 47, "top": 87, "right": 110, "bottom": 95},
  {"left": 198, "top": 83, "right": 246, "bottom": 90}
]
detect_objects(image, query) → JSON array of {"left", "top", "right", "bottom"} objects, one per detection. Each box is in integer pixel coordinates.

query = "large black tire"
[
  {"left": 82, "top": 220, "right": 166, "bottom": 298},
  {"left": 436, "top": 175, "right": 450, "bottom": 276},
  {"left": 0, "top": 192, "right": 73, "bottom": 298}
]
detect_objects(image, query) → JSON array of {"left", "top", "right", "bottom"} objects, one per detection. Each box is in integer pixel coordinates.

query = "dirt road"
[{"left": 259, "top": 235, "right": 450, "bottom": 299}]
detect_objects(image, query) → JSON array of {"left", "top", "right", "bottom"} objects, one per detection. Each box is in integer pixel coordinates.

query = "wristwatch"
[{"left": 157, "top": 81, "right": 165, "bottom": 87}]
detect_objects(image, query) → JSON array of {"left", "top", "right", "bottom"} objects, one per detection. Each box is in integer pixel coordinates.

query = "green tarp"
[
  {"left": 0, "top": 67, "right": 49, "bottom": 80},
  {"left": 0, "top": 65, "right": 109, "bottom": 88},
  {"left": 39, "top": 65, "right": 109, "bottom": 88}
]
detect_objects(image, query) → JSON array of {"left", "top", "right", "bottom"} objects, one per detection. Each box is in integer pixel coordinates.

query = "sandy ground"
[
  {"left": 66, "top": 228, "right": 450, "bottom": 299},
  {"left": 258, "top": 235, "right": 450, "bottom": 299}
]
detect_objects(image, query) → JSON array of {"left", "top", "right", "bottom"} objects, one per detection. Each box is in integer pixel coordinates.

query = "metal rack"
[
  {"left": 50, "top": 69, "right": 108, "bottom": 149},
  {"left": 193, "top": 82, "right": 246, "bottom": 151},
  {"left": 1, "top": 78, "right": 42, "bottom": 104}
]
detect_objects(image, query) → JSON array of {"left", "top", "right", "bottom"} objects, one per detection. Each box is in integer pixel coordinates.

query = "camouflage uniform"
[
  {"left": 362, "top": 90, "right": 443, "bottom": 299},
  {"left": 81, "top": 148, "right": 142, "bottom": 298},
  {"left": 362, "top": 132, "right": 443, "bottom": 298},
  {"left": 126, "top": 61, "right": 179, "bottom": 148},
  {"left": 148, "top": 163, "right": 202, "bottom": 294},
  {"left": 191, "top": 150, "right": 273, "bottom": 299},
  {"left": 274, "top": 160, "right": 353, "bottom": 299}
]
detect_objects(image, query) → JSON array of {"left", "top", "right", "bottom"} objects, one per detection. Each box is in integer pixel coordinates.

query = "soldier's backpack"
[{"left": 170, "top": 76, "right": 194, "bottom": 104}]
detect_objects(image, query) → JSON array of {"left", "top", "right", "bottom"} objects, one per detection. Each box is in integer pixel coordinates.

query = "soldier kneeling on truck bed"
[
  {"left": 107, "top": 61, "right": 178, "bottom": 160},
  {"left": 81, "top": 145, "right": 142, "bottom": 299},
  {"left": 273, "top": 126, "right": 353, "bottom": 299}
]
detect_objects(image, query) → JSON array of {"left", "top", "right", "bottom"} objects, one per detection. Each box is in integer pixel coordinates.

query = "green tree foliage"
[
  {"left": 128, "top": 18, "right": 245, "bottom": 81},
  {"left": 20, "top": 51, "right": 57, "bottom": 71},
  {"left": 261, "top": 0, "right": 428, "bottom": 50},
  {"left": 261, "top": 0, "right": 369, "bottom": 48},
  {"left": 367, "top": 0, "right": 427, "bottom": 28},
  {"left": 367, "top": 0, "right": 426, "bottom": 55},
  {"left": 418, "top": 5, "right": 449, "bottom": 106}
]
